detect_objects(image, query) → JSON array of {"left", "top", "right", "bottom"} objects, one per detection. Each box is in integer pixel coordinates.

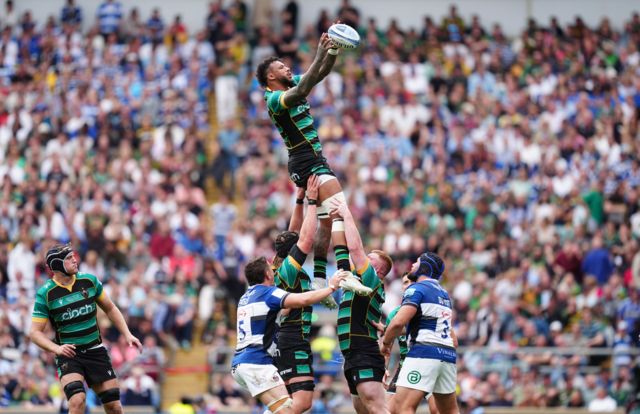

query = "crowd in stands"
[{"left": 0, "top": 0, "right": 640, "bottom": 413}]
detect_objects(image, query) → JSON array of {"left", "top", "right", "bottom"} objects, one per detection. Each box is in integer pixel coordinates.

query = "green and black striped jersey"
[
  {"left": 274, "top": 245, "right": 312, "bottom": 343},
  {"left": 264, "top": 75, "right": 322, "bottom": 156},
  {"left": 338, "top": 261, "right": 385, "bottom": 353},
  {"left": 386, "top": 306, "right": 408, "bottom": 365},
  {"left": 32, "top": 272, "right": 104, "bottom": 349}
]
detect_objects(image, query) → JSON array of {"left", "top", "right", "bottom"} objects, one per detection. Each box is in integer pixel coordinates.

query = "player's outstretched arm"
[
  {"left": 381, "top": 305, "right": 417, "bottom": 357},
  {"left": 30, "top": 320, "right": 77, "bottom": 357},
  {"left": 97, "top": 292, "right": 143, "bottom": 352},
  {"left": 329, "top": 198, "right": 367, "bottom": 270},
  {"left": 282, "top": 33, "right": 333, "bottom": 107},
  {"left": 283, "top": 270, "right": 347, "bottom": 308},
  {"left": 318, "top": 43, "right": 339, "bottom": 80},
  {"left": 295, "top": 175, "right": 320, "bottom": 254},
  {"left": 288, "top": 186, "right": 306, "bottom": 233}
]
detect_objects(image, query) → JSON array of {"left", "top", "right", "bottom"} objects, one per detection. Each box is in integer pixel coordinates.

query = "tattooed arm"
[{"left": 282, "top": 33, "right": 334, "bottom": 107}]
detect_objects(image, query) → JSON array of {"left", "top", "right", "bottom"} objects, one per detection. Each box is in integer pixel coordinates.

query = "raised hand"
[
  {"left": 329, "top": 197, "right": 349, "bottom": 218},
  {"left": 306, "top": 175, "right": 320, "bottom": 201}
]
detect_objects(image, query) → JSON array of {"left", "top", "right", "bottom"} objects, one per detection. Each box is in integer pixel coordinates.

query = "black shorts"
[
  {"left": 288, "top": 152, "right": 335, "bottom": 188},
  {"left": 273, "top": 341, "right": 314, "bottom": 382},
  {"left": 343, "top": 351, "right": 385, "bottom": 396},
  {"left": 55, "top": 345, "right": 117, "bottom": 386}
]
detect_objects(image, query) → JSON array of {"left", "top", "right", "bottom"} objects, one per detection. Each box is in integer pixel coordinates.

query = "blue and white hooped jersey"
[
  {"left": 401, "top": 279, "right": 456, "bottom": 363},
  {"left": 231, "top": 285, "right": 289, "bottom": 366}
]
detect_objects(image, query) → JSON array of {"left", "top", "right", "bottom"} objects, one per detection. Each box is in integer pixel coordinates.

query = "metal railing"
[{"left": 208, "top": 345, "right": 640, "bottom": 374}]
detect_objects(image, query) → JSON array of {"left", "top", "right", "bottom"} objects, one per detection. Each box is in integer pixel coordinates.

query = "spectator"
[
  {"left": 97, "top": 0, "right": 123, "bottom": 38},
  {"left": 582, "top": 235, "right": 615, "bottom": 285},
  {"left": 588, "top": 387, "right": 617, "bottom": 412},
  {"left": 146, "top": 8, "right": 164, "bottom": 45},
  {"left": 122, "top": 367, "right": 157, "bottom": 407},
  {"left": 60, "top": 0, "right": 82, "bottom": 28}
]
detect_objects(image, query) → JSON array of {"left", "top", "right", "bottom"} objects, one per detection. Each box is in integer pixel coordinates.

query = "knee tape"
[
  {"left": 64, "top": 381, "right": 85, "bottom": 400},
  {"left": 318, "top": 190, "right": 346, "bottom": 218},
  {"left": 267, "top": 395, "right": 293, "bottom": 413},
  {"left": 98, "top": 388, "right": 120, "bottom": 404},
  {"left": 286, "top": 380, "right": 315, "bottom": 394}
]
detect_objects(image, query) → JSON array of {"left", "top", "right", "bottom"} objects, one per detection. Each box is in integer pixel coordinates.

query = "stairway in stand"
[{"left": 160, "top": 321, "right": 210, "bottom": 410}]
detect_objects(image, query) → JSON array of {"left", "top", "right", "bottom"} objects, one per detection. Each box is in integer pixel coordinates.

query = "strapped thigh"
[
  {"left": 63, "top": 381, "right": 85, "bottom": 400},
  {"left": 267, "top": 395, "right": 293, "bottom": 413}
]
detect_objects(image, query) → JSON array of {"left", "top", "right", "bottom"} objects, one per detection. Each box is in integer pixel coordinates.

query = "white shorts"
[
  {"left": 231, "top": 363, "right": 285, "bottom": 397},
  {"left": 396, "top": 357, "right": 457, "bottom": 395},
  {"left": 317, "top": 180, "right": 346, "bottom": 219}
]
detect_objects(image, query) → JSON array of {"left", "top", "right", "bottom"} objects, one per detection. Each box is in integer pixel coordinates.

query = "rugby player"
[
  {"left": 230, "top": 258, "right": 348, "bottom": 414},
  {"left": 30, "top": 245, "right": 142, "bottom": 414},
  {"left": 256, "top": 32, "right": 367, "bottom": 306},
  {"left": 381, "top": 252, "right": 459, "bottom": 414},
  {"left": 385, "top": 272, "right": 457, "bottom": 414},
  {"left": 272, "top": 175, "right": 365, "bottom": 412},
  {"left": 329, "top": 198, "right": 394, "bottom": 414}
]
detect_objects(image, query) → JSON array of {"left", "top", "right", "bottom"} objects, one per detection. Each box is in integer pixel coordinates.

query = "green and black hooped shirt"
[
  {"left": 32, "top": 272, "right": 104, "bottom": 350},
  {"left": 337, "top": 261, "right": 385, "bottom": 354},
  {"left": 386, "top": 306, "right": 409, "bottom": 366},
  {"left": 264, "top": 76, "right": 332, "bottom": 185},
  {"left": 274, "top": 245, "right": 313, "bottom": 344}
]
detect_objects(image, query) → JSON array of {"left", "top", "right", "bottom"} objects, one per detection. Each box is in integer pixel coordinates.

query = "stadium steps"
[
  {"left": 205, "top": 91, "right": 221, "bottom": 204},
  {"left": 160, "top": 321, "right": 210, "bottom": 410}
]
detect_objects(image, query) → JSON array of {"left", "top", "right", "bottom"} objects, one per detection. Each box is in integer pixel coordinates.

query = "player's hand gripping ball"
[{"left": 327, "top": 23, "right": 360, "bottom": 49}]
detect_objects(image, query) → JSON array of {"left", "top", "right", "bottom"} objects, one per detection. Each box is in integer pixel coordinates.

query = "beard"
[{"left": 279, "top": 75, "right": 295, "bottom": 88}]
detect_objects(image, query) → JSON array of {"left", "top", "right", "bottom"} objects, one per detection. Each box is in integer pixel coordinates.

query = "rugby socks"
[
  {"left": 334, "top": 244, "right": 350, "bottom": 272},
  {"left": 332, "top": 218, "right": 351, "bottom": 271},
  {"left": 314, "top": 256, "right": 328, "bottom": 280}
]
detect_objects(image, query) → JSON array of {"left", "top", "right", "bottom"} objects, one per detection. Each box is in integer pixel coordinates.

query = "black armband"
[
  {"left": 296, "top": 198, "right": 305, "bottom": 205},
  {"left": 307, "top": 199, "right": 317, "bottom": 205}
]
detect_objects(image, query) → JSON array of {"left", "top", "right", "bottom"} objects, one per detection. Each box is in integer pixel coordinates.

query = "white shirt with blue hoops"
[
  {"left": 401, "top": 278, "right": 456, "bottom": 363},
  {"left": 232, "top": 284, "right": 289, "bottom": 366}
]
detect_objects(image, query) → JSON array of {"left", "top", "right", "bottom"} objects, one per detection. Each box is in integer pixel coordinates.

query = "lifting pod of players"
[{"left": 231, "top": 29, "right": 457, "bottom": 414}]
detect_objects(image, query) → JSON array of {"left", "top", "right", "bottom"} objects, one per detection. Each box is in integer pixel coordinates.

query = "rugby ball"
[{"left": 328, "top": 23, "right": 360, "bottom": 49}]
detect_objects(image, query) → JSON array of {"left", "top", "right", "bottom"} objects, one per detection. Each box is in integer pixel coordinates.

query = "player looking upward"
[
  {"left": 385, "top": 272, "right": 457, "bottom": 414},
  {"left": 30, "top": 245, "right": 142, "bottom": 414},
  {"left": 329, "top": 198, "right": 394, "bottom": 414},
  {"left": 381, "top": 252, "right": 459, "bottom": 414}
]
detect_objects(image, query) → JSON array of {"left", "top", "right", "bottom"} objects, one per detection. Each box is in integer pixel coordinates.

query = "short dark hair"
[
  {"left": 245, "top": 256, "right": 270, "bottom": 286},
  {"left": 256, "top": 56, "right": 280, "bottom": 87}
]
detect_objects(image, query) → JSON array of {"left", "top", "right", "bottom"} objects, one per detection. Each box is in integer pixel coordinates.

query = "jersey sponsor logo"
[
  {"left": 290, "top": 172, "right": 301, "bottom": 183},
  {"left": 60, "top": 303, "right": 96, "bottom": 321},
  {"left": 438, "top": 297, "right": 451, "bottom": 307},
  {"left": 403, "top": 288, "right": 416, "bottom": 298},
  {"left": 239, "top": 289, "right": 256, "bottom": 306},
  {"left": 407, "top": 371, "right": 421, "bottom": 384}
]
